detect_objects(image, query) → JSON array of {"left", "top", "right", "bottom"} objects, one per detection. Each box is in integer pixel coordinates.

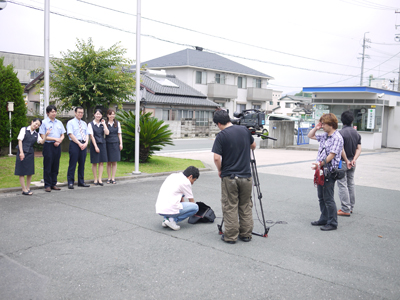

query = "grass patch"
[{"left": 0, "top": 153, "right": 204, "bottom": 189}]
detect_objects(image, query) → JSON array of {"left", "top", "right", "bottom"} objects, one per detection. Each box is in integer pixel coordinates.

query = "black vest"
[
  {"left": 106, "top": 122, "right": 119, "bottom": 143},
  {"left": 91, "top": 121, "right": 105, "bottom": 144},
  {"left": 22, "top": 127, "right": 38, "bottom": 154}
]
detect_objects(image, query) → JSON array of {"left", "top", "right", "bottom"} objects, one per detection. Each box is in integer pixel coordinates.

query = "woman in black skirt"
[
  {"left": 15, "top": 118, "right": 51, "bottom": 195},
  {"left": 106, "top": 109, "right": 123, "bottom": 184},
  {"left": 88, "top": 109, "right": 109, "bottom": 185}
]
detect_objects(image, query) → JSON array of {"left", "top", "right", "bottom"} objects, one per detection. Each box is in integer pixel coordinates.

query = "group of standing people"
[
  {"left": 308, "top": 110, "right": 361, "bottom": 231},
  {"left": 14, "top": 105, "right": 123, "bottom": 195}
]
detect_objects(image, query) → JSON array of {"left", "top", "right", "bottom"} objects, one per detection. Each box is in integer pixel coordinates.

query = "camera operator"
[{"left": 212, "top": 110, "right": 256, "bottom": 244}]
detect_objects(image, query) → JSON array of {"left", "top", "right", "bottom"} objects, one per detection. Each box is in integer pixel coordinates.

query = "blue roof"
[
  {"left": 303, "top": 86, "right": 400, "bottom": 97},
  {"left": 141, "top": 48, "right": 273, "bottom": 79}
]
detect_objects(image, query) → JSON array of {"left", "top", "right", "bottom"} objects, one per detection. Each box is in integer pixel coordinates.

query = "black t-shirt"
[
  {"left": 339, "top": 125, "right": 361, "bottom": 161},
  {"left": 212, "top": 125, "right": 254, "bottom": 178}
]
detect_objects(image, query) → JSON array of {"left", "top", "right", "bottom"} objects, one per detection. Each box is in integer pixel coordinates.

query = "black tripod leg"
[{"left": 250, "top": 149, "right": 269, "bottom": 238}]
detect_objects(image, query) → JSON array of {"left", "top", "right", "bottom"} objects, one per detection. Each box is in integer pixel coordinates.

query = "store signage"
[{"left": 367, "top": 109, "right": 375, "bottom": 129}]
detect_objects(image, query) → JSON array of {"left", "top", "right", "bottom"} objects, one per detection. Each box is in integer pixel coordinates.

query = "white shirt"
[
  {"left": 155, "top": 172, "right": 194, "bottom": 215},
  {"left": 17, "top": 126, "right": 43, "bottom": 143}
]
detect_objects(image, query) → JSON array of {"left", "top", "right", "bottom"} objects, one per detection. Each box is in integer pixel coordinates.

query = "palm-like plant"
[{"left": 117, "top": 110, "right": 174, "bottom": 163}]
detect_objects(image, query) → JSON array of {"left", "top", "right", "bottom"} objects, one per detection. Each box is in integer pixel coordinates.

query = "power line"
[
  {"left": 76, "top": 0, "right": 362, "bottom": 70},
  {"left": 338, "top": 0, "right": 399, "bottom": 10},
  {"left": 7, "top": 0, "right": 399, "bottom": 79}
]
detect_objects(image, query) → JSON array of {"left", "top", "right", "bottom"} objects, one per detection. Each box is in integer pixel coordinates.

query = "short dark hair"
[
  {"left": 213, "top": 110, "right": 230, "bottom": 125},
  {"left": 31, "top": 118, "right": 42, "bottom": 125},
  {"left": 341, "top": 110, "right": 354, "bottom": 126},
  {"left": 319, "top": 113, "right": 338, "bottom": 130},
  {"left": 75, "top": 106, "right": 84, "bottom": 113},
  {"left": 183, "top": 166, "right": 200, "bottom": 179},
  {"left": 46, "top": 105, "right": 57, "bottom": 114},
  {"left": 93, "top": 108, "right": 103, "bottom": 115}
]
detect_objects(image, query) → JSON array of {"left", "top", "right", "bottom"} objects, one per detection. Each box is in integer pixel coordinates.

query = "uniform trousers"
[
  {"left": 43, "top": 142, "right": 61, "bottom": 188},
  {"left": 67, "top": 142, "right": 87, "bottom": 185}
]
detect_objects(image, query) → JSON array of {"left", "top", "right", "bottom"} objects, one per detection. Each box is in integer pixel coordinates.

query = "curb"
[{"left": 0, "top": 166, "right": 213, "bottom": 195}]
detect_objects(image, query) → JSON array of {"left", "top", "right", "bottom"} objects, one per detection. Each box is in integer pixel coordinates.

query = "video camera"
[{"left": 231, "top": 109, "right": 266, "bottom": 134}]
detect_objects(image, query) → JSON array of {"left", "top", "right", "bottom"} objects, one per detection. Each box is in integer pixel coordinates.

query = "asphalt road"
[{"left": 1, "top": 148, "right": 399, "bottom": 299}]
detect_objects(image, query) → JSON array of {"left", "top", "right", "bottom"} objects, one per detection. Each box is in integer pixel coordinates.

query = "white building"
[
  {"left": 303, "top": 86, "right": 400, "bottom": 150},
  {"left": 273, "top": 95, "right": 312, "bottom": 117},
  {"left": 140, "top": 47, "right": 274, "bottom": 118}
]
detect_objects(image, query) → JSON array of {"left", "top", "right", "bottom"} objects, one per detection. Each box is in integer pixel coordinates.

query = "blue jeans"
[{"left": 159, "top": 202, "right": 199, "bottom": 223}]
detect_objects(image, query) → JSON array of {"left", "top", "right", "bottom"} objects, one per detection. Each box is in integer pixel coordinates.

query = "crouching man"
[{"left": 155, "top": 166, "right": 199, "bottom": 231}]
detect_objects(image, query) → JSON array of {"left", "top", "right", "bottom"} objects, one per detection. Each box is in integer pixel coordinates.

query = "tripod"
[{"left": 217, "top": 135, "right": 277, "bottom": 238}]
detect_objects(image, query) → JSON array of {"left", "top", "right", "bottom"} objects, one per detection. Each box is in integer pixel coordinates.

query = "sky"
[{"left": 0, "top": 0, "right": 399, "bottom": 94}]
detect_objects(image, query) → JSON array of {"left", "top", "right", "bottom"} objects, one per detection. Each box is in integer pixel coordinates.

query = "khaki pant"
[{"left": 221, "top": 176, "right": 254, "bottom": 241}]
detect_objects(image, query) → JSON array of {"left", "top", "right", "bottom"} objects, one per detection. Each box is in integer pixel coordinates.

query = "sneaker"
[
  {"left": 164, "top": 218, "right": 180, "bottom": 231},
  {"left": 162, "top": 220, "right": 168, "bottom": 228}
]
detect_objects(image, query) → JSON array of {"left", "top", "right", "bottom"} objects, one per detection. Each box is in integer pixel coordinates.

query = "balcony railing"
[
  {"left": 207, "top": 83, "right": 238, "bottom": 99},
  {"left": 247, "top": 87, "right": 272, "bottom": 101}
]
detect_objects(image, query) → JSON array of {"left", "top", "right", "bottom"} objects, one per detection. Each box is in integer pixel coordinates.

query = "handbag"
[{"left": 188, "top": 202, "right": 216, "bottom": 224}]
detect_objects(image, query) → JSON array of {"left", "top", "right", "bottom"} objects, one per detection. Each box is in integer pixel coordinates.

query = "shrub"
[{"left": 117, "top": 110, "right": 174, "bottom": 163}]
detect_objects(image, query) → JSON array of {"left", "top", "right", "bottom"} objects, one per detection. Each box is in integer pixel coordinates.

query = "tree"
[
  {"left": 294, "top": 90, "right": 312, "bottom": 97},
  {"left": 49, "top": 38, "right": 136, "bottom": 120},
  {"left": 0, "top": 57, "right": 27, "bottom": 155},
  {"left": 117, "top": 111, "right": 174, "bottom": 163}
]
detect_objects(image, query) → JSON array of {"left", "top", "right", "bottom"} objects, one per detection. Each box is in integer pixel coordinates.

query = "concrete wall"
[
  {"left": 267, "top": 120, "right": 295, "bottom": 148},
  {"left": 385, "top": 106, "right": 400, "bottom": 148},
  {"left": 164, "top": 120, "right": 219, "bottom": 139}
]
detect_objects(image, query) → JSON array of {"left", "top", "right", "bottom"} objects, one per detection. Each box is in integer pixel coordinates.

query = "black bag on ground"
[{"left": 188, "top": 202, "right": 216, "bottom": 224}]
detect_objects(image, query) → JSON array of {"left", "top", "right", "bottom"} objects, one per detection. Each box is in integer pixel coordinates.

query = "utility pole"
[
  {"left": 398, "top": 60, "right": 400, "bottom": 91},
  {"left": 360, "top": 32, "right": 370, "bottom": 86}
]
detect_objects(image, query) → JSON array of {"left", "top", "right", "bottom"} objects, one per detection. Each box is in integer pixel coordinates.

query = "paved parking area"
[{"left": 1, "top": 148, "right": 399, "bottom": 299}]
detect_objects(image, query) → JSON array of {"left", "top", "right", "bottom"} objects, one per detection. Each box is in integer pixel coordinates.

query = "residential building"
[
  {"left": 273, "top": 95, "right": 312, "bottom": 117},
  {"left": 129, "top": 70, "right": 219, "bottom": 138},
  {"left": 140, "top": 47, "right": 274, "bottom": 116},
  {"left": 303, "top": 86, "right": 400, "bottom": 150}
]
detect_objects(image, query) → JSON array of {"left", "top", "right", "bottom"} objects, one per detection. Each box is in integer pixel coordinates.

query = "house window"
[
  {"left": 253, "top": 105, "right": 261, "bottom": 110},
  {"left": 238, "top": 76, "right": 247, "bottom": 89},
  {"left": 237, "top": 104, "right": 246, "bottom": 112},
  {"left": 30, "top": 70, "right": 40, "bottom": 80},
  {"left": 196, "top": 71, "right": 207, "bottom": 84},
  {"left": 253, "top": 78, "right": 262, "bottom": 88},
  {"left": 277, "top": 101, "right": 280, "bottom": 106},
  {"left": 195, "top": 110, "right": 211, "bottom": 126},
  {"left": 269, "top": 101, "right": 273, "bottom": 105},
  {"left": 215, "top": 73, "right": 225, "bottom": 84},
  {"left": 285, "top": 103, "right": 291, "bottom": 108},
  {"left": 162, "top": 110, "right": 169, "bottom": 121},
  {"left": 177, "top": 110, "right": 193, "bottom": 119}
]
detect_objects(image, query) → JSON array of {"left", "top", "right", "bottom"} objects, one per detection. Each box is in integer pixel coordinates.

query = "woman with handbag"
[{"left": 308, "top": 113, "right": 343, "bottom": 231}]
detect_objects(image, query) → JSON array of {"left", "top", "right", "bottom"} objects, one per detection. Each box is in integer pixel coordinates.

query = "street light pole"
[
  {"left": 44, "top": 0, "right": 50, "bottom": 117},
  {"left": 133, "top": 0, "right": 141, "bottom": 175}
]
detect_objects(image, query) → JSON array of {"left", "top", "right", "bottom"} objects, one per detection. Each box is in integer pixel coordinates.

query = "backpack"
[{"left": 188, "top": 202, "right": 216, "bottom": 224}]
